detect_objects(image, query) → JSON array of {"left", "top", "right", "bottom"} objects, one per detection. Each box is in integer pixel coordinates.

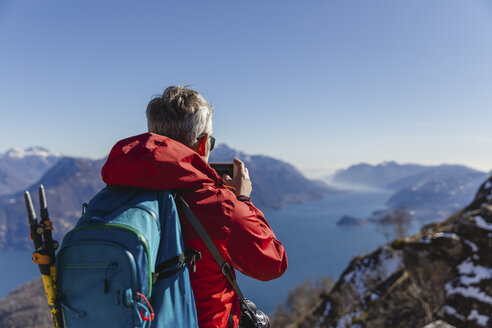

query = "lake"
[
  {"left": 237, "top": 189, "right": 400, "bottom": 314},
  {"left": 1, "top": 190, "right": 407, "bottom": 315}
]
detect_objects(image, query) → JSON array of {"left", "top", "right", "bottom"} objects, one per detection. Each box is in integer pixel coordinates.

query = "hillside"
[
  {"left": 0, "top": 144, "right": 335, "bottom": 250},
  {"left": 210, "top": 144, "right": 339, "bottom": 209},
  {"left": 0, "top": 279, "right": 51, "bottom": 328},
  {"left": 295, "top": 175, "right": 492, "bottom": 328},
  {"left": 0, "top": 157, "right": 105, "bottom": 250}
]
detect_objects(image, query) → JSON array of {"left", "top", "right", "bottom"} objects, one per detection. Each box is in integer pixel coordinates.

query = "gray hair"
[{"left": 146, "top": 86, "right": 213, "bottom": 148}]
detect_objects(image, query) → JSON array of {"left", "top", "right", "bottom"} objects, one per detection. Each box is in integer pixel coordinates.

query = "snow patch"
[
  {"left": 442, "top": 305, "right": 465, "bottom": 320},
  {"left": 370, "top": 293, "right": 379, "bottom": 301},
  {"left": 335, "top": 314, "right": 352, "bottom": 328},
  {"left": 4, "top": 146, "right": 60, "bottom": 159},
  {"left": 343, "top": 247, "right": 402, "bottom": 297},
  {"left": 445, "top": 283, "right": 492, "bottom": 305},
  {"left": 445, "top": 257, "right": 492, "bottom": 305},
  {"left": 419, "top": 231, "right": 460, "bottom": 244},
  {"left": 433, "top": 232, "right": 459, "bottom": 240},
  {"left": 322, "top": 302, "right": 331, "bottom": 317},
  {"left": 380, "top": 249, "right": 402, "bottom": 277},
  {"left": 467, "top": 309, "right": 489, "bottom": 327},
  {"left": 334, "top": 309, "right": 361, "bottom": 328},
  {"left": 315, "top": 302, "right": 332, "bottom": 328},
  {"left": 463, "top": 239, "right": 478, "bottom": 253},
  {"left": 457, "top": 259, "right": 492, "bottom": 285},
  {"left": 475, "top": 216, "right": 492, "bottom": 231},
  {"left": 423, "top": 320, "right": 457, "bottom": 328},
  {"left": 485, "top": 181, "right": 492, "bottom": 189}
]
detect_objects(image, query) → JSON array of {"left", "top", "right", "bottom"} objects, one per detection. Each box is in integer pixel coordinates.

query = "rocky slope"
[
  {"left": 0, "top": 279, "right": 51, "bottom": 328},
  {"left": 298, "top": 176, "right": 492, "bottom": 328}
]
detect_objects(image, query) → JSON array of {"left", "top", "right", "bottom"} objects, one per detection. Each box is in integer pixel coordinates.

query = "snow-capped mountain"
[
  {"left": 3, "top": 146, "right": 61, "bottom": 159},
  {"left": 0, "top": 147, "right": 62, "bottom": 196},
  {"left": 0, "top": 143, "right": 336, "bottom": 250}
]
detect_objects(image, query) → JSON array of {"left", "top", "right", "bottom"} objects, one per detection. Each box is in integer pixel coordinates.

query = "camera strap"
[{"left": 177, "top": 196, "right": 256, "bottom": 317}]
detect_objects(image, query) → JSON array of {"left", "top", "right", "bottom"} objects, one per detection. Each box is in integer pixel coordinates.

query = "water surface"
[{"left": 1, "top": 190, "right": 401, "bottom": 315}]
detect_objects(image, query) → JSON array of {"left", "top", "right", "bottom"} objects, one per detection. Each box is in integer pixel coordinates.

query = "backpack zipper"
[{"left": 66, "top": 223, "right": 154, "bottom": 297}]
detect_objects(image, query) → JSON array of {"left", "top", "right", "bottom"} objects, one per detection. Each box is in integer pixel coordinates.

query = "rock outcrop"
[
  {"left": 336, "top": 215, "right": 369, "bottom": 226},
  {"left": 0, "top": 278, "right": 51, "bottom": 328},
  {"left": 300, "top": 176, "right": 492, "bottom": 328}
]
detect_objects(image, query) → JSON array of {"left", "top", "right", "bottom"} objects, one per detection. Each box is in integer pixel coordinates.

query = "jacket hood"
[{"left": 102, "top": 133, "right": 222, "bottom": 191}]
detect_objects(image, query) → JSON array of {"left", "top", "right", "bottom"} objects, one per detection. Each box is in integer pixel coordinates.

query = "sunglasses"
[{"left": 197, "top": 134, "right": 215, "bottom": 151}]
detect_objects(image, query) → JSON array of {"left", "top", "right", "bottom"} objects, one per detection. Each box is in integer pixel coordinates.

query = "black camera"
[
  {"left": 209, "top": 162, "right": 234, "bottom": 178},
  {"left": 239, "top": 299, "right": 270, "bottom": 328}
]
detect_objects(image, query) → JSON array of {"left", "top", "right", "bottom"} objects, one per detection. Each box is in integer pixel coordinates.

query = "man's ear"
[{"left": 196, "top": 134, "right": 209, "bottom": 156}]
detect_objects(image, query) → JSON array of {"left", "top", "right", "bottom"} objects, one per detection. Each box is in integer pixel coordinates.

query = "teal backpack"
[{"left": 56, "top": 186, "right": 200, "bottom": 328}]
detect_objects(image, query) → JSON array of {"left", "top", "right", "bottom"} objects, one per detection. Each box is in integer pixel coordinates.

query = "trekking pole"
[
  {"left": 38, "top": 185, "right": 64, "bottom": 326},
  {"left": 25, "top": 186, "right": 64, "bottom": 328}
]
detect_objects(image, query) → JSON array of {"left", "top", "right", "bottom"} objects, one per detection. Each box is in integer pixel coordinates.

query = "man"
[{"left": 101, "top": 86, "right": 288, "bottom": 327}]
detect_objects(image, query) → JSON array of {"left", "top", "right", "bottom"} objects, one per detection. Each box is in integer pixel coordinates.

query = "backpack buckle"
[
  {"left": 188, "top": 249, "right": 201, "bottom": 273},
  {"left": 221, "top": 262, "right": 235, "bottom": 284},
  {"left": 136, "top": 292, "right": 154, "bottom": 322}
]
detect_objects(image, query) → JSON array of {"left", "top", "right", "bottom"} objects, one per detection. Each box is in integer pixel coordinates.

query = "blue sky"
[{"left": 1, "top": 1, "right": 492, "bottom": 176}]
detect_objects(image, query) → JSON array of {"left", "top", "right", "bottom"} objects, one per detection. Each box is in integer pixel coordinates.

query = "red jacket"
[{"left": 101, "top": 133, "right": 288, "bottom": 328}]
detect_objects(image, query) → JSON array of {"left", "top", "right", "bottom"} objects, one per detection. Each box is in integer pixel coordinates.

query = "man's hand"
[{"left": 222, "top": 158, "right": 252, "bottom": 198}]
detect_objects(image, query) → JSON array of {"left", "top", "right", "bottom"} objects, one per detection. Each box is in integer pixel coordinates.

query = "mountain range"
[
  {"left": 0, "top": 157, "right": 106, "bottom": 250},
  {"left": 0, "top": 147, "right": 61, "bottom": 197},
  {"left": 209, "top": 144, "right": 337, "bottom": 209},
  {"left": 0, "top": 144, "right": 335, "bottom": 250},
  {"left": 330, "top": 161, "right": 432, "bottom": 189},
  {"left": 0, "top": 147, "right": 488, "bottom": 250},
  {"left": 2, "top": 156, "right": 491, "bottom": 327},
  {"left": 330, "top": 162, "right": 489, "bottom": 222}
]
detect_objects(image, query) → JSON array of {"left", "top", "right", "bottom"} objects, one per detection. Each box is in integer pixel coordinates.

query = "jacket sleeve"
[{"left": 227, "top": 199, "right": 288, "bottom": 281}]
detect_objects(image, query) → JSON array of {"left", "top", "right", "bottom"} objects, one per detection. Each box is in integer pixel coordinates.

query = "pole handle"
[{"left": 24, "top": 191, "right": 37, "bottom": 222}]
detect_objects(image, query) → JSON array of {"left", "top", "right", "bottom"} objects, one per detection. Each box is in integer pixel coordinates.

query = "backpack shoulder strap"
[
  {"left": 176, "top": 196, "right": 246, "bottom": 301},
  {"left": 152, "top": 191, "right": 200, "bottom": 284},
  {"left": 153, "top": 249, "right": 200, "bottom": 283}
]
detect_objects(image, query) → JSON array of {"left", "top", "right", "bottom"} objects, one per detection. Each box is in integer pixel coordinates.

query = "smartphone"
[{"left": 209, "top": 162, "right": 234, "bottom": 178}]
